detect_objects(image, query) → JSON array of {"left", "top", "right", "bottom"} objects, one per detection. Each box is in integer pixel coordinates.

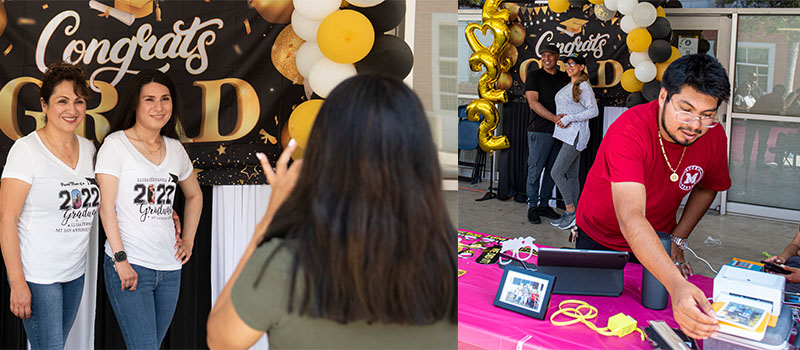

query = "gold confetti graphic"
[
  {"left": 274, "top": 116, "right": 279, "bottom": 125},
  {"left": 4, "top": 44, "right": 12, "bottom": 56},
  {"left": 259, "top": 129, "right": 278, "bottom": 144},
  {"left": 42, "top": 4, "right": 49, "bottom": 9},
  {"left": 244, "top": 19, "right": 251, "bottom": 35},
  {"left": 17, "top": 18, "right": 36, "bottom": 25},
  {"left": 216, "top": 144, "right": 227, "bottom": 155},
  {"left": 233, "top": 44, "right": 242, "bottom": 55},
  {"left": 240, "top": 164, "right": 261, "bottom": 180}
]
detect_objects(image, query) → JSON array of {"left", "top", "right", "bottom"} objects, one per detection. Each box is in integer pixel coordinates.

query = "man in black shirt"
[{"left": 523, "top": 43, "right": 570, "bottom": 224}]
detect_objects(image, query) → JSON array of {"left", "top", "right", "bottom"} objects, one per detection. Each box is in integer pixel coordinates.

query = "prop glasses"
[{"left": 670, "top": 99, "right": 719, "bottom": 128}]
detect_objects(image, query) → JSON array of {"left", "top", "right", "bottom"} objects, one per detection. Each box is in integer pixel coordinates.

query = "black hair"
[
  {"left": 661, "top": 54, "right": 731, "bottom": 107},
  {"left": 41, "top": 62, "right": 90, "bottom": 104},
  {"left": 107, "top": 69, "right": 183, "bottom": 139},
  {"left": 258, "top": 73, "right": 457, "bottom": 325}
]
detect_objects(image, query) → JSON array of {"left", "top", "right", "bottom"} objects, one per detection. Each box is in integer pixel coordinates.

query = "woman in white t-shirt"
[
  {"left": 95, "top": 69, "right": 202, "bottom": 349},
  {"left": 0, "top": 62, "right": 98, "bottom": 349}
]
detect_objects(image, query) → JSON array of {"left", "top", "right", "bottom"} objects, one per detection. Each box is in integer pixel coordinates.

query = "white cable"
[{"left": 686, "top": 246, "right": 718, "bottom": 275}]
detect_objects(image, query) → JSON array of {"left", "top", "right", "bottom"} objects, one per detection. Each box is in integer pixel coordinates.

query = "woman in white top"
[
  {"left": 95, "top": 69, "right": 202, "bottom": 349},
  {"left": 550, "top": 53, "right": 598, "bottom": 230},
  {"left": 0, "top": 62, "right": 98, "bottom": 349}
]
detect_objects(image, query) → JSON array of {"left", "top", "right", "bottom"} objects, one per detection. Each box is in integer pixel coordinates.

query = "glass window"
[{"left": 733, "top": 15, "right": 800, "bottom": 116}]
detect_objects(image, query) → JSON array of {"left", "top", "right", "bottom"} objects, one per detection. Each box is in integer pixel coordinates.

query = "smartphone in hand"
[{"left": 761, "top": 261, "right": 791, "bottom": 275}]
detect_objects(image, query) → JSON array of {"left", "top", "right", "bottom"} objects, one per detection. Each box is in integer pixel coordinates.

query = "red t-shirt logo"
[{"left": 679, "top": 165, "right": 704, "bottom": 191}]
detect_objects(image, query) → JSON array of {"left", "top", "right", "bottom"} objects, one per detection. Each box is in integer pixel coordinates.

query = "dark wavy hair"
[
  {"left": 40, "top": 61, "right": 90, "bottom": 107},
  {"left": 107, "top": 69, "right": 183, "bottom": 139},
  {"left": 661, "top": 54, "right": 731, "bottom": 107},
  {"left": 257, "top": 74, "right": 457, "bottom": 325}
]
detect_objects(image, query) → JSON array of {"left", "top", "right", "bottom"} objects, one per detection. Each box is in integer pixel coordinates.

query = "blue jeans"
[
  {"left": 526, "top": 131, "right": 561, "bottom": 207},
  {"left": 22, "top": 275, "right": 85, "bottom": 350},
  {"left": 103, "top": 255, "right": 181, "bottom": 349}
]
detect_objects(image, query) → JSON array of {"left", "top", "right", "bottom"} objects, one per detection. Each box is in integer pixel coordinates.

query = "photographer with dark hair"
[
  {"left": 206, "top": 74, "right": 457, "bottom": 349},
  {"left": 574, "top": 54, "right": 732, "bottom": 339}
]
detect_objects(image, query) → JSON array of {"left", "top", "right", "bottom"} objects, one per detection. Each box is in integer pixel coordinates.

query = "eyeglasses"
[
  {"left": 670, "top": 99, "right": 719, "bottom": 128},
  {"left": 564, "top": 62, "right": 579, "bottom": 67}
]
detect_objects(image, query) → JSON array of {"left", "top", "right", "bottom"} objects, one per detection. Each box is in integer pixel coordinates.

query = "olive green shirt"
[{"left": 232, "top": 238, "right": 457, "bottom": 349}]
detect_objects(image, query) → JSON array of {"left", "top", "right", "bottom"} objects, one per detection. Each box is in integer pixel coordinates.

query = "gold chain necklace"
[
  {"left": 657, "top": 128, "right": 686, "bottom": 182},
  {"left": 40, "top": 131, "right": 78, "bottom": 163},
  {"left": 134, "top": 128, "right": 163, "bottom": 155}
]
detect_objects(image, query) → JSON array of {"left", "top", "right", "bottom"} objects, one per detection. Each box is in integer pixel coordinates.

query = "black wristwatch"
[{"left": 113, "top": 250, "right": 127, "bottom": 263}]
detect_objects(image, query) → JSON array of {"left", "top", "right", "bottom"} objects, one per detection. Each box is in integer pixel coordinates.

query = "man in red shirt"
[{"left": 575, "top": 54, "right": 731, "bottom": 339}]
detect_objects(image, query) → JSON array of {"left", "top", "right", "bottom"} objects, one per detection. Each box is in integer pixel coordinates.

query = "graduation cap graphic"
[{"left": 557, "top": 18, "right": 588, "bottom": 37}]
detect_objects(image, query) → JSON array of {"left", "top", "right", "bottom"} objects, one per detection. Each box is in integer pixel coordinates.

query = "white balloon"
[
  {"left": 620, "top": 15, "right": 638, "bottom": 34},
  {"left": 635, "top": 61, "right": 657, "bottom": 82},
  {"left": 604, "top": 0, "right": 618, "bottom": 11},
  {"left": 617, "top": 0, "right": 638, "bottom": 16},
  {"left": 347, "top": 0, "right": 385, "bottom": 6},
  {"left": 291, "top": 11, "right": 321, "bottom": 42},
  {"left": 296, "top": 42, "right": 325, "bottom": 78},
  {"left": 308, "top": 57, "right": 357, "bottom": 98},
  {"left": 293, "top": 0, "right": 340, "bottom": 21},
  {"left": 633, "top": 2, "right": 657, "bottom": 27},
  {"left": 629, "top": 51, "right": 650, "bottom": 67}
]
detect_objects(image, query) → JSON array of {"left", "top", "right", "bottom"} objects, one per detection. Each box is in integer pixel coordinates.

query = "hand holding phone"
[{"left": 761, "top": 260, "right": 791, "bottom": 275}]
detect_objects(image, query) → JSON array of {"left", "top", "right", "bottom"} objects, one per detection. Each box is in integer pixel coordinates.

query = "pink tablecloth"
[{"left": 458, "top": 229, "right": 713, "bottom": 350}]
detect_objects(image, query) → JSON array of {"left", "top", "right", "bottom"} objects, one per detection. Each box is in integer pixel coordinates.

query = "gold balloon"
[
  {"left": 495, "top": 72, "right": 512, "bottom": 91},
  {"left": 482, "top": 0, "right": 511, "bottom": 23},
  {"left": 271, "top": 25, "right": 305, "bottom": 85},
  {"left": 465, "top": 19, "right": 510, "bottom": 56},
  {"left": 621, "top": 68, "right": 643, "bottom": 92},
  {"left": 548, "top": 0, "right": 570, "bottom": 13},
  {"left": 288, "top": 99, "right": 324, "bottom": 149},
  {"left": 668, "top": 46, "right": 681, "bottom": 62},
  {"left": 469, "top": 50, "right": 508, "bottom": 102},
  {"left": 250, "top": 0, "right": 294, "bottom": 24},
  {"left": 0, "top": 3, "right": 5, "bottom": 38},
  {"left": 627, "top": 28, "right": 652, "bottom": 53},
  {"left": 589, "top": 0, "right": 604, "bottom": 4},
  {"left": 466, "top": 98, "right": 509, "bottom": 152},
  {"left": 281, "top": 123, "right": 306, "bottom": 160},
  {"left": 501, "top": 2, "right": 520, "bottom": 22},
  {"left": 509, "top": 23, "right": 525, "bottom": 47},
  {"left": 655, "top": 61, "right": 670, "bottom": 81},
  {"left": 656, "top": 6, "right": 665, "bottom": 17},
  {"left": 317, "top": 10, "right": 375, "bottom": 64},
  {"left": 501, "top": 44, "right": 518, "bottom": 68}
]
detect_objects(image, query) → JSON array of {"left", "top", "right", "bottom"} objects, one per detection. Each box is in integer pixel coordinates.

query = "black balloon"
[
  {"left": 642, "top": 81, "right": 661, "bottom": 101},
  {"left": 664, "top": 0, "right": 683, "bottom": 8},
  {"left": 647, "top": 17, "right": 671, "bottom": 40},
  {"left": 626, "top": 92, "right": 646, "bottom": 107},
  {"left": 569, "top": 0, "right": 589, "bottom": 7},
  {"left": 698, "top": 39, "right": 710, "bottom": 54},
  {"left": 355, "top": 34, "right": 414, "bottom": 79},
  {"left": 345, "top": 0, "right": 406, "bottom": 34},
  {"left": 648, "top": 40, "right": 672, "bottom": 63}
]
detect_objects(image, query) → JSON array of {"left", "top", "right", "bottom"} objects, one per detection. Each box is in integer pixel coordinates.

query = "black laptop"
[{"left": 536, "top": 248, "right": 629, "bottom": 297}]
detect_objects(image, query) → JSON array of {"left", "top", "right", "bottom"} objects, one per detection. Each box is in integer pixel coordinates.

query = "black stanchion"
[{"left": 476, "top": 151, "right": 498, "bottom": 201}]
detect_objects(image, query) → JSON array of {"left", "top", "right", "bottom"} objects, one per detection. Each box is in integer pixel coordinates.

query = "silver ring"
[{"left": 674, "top": 262, "right": 681, "bottom": 266}]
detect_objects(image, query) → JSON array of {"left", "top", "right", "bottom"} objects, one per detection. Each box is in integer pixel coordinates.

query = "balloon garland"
[
  {"left": 463, "top": 0, "right": 513, "bottom": 152},
  {"left": 257, "top": 0, "right": 411, "bottom": 159},
  {"left": 541, "top": 0, "right": 683, "bottom": 106}
]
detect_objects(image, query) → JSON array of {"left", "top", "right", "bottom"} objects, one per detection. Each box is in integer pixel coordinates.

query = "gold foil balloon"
[
  {"left": 496, "top": 72, "right": 513, "bottom": 91},
  {"left": 621, "top": 68, "right": 643, "bottom": 92},
  {"left": 626, "top": 28, "right": 652, "bottom": 53},
  {"left": 509, "top": 23, "right": 525, "bottom": 47},
  {"left": 271, "top": 25, "right": 305, "bottom": 85},
  {"left": 317, "top": 10, "right": 375, "bottom": 64},
  {"left": 288, "top": 99, "right": 324, "bottom": 149},
  {"left": 501, "top": 44, "right": 518, "bottom": 68},
  {"left": 481, "top": 0, "right": 511, "bottom": 23},
  {"left": 469, "top": 51, "right": 508, "bottom": 102},
  {"left": 466, "top": 99, "right": 509, "bottom": 151},
  {"left": 250, "top": 0, "right": 294, "bottom": 24},
  {"left": 548, "top": 0, "right": 570, "bottom": 13},
  {"left": 501, "top": 2, "right": 520, "bottom": 22},
  {"left": 0, "top": 3, "right": 6, "bottom": 38},
  {"left": 594, "top": 3, "right": 616, "bottom": 21},
  {"left": 465, "top": 19, "right": 510, "bottom": 57}
]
